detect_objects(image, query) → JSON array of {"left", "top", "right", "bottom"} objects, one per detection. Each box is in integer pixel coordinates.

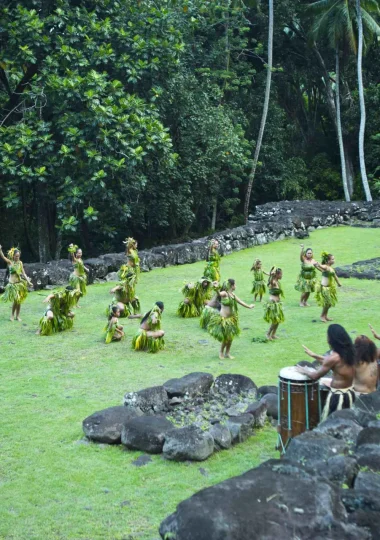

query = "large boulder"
[
  {"left": 260, "top": 393, "right": 278, "bottom": 419},
  {"left": 82, "top": 405, "right": 142, "bottom": 444},
  {"left": 342, "top": 488, "right": 380, "bottom": 538},
  {"left": 23, "top": 262, "right": 49, "bottom": 290},
  {"left": 226, "top": 414, "right": 254, "bottom": 444},
  {"left": 355, "top": 471, "right": 380, "bottom": 493},
  {"left": 245, "top": 401, "right": 268, "bottom": 428},
  {"left": 314, "top": 415, "right": 363, "bottom": 445},
  {"left": 330, "top": 408, "right": 377, "bottom": 428},
  {"left": 257, "top": 385, "right": 277, "bottom": 398},
  {"left": 124, "top": 386, "right": 168, "bottom": 414},
  {"left": 46, "top": 260, "right": 72, "bottom": 285},
  {"left": 314, "top": 455, "right": 359, "bottom": 488},
  {"left": 213, "top": 374, "right": 257, "bottom": 395},
  {"left": 354, "top": 390, "right": 380, "bottom": 414},
  {"left": 163, "top": 372, "right": 214, "bottom": 398},
  {"left": 163, "top": 425, "right": 214, "bottom": 462},
  {"left": 84, "top": 257, "right": 109, "bottom": 280},
  {"left": 159, "top": 457, "right": 367, "bottom": 540},
  {"left": 121, "top": 416, "right": 173, "bottom": 454},
  {"left": 209, "top": 423, "right": 232, "bottom": 451},
  {"left": 286, "top": 431, "right": 349, "bottom": 466},
  {"left": 356, "top": 426, "right": 380, "bottom": 447}
]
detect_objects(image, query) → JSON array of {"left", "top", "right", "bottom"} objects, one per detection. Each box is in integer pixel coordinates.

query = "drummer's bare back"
[{"left": 316, "top": 352, "right": 354, "bottom": 389}]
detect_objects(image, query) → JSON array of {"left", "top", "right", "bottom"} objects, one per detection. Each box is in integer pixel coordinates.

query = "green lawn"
[{"left": 1, "top": 226, "right": 379, "bottom": 540}]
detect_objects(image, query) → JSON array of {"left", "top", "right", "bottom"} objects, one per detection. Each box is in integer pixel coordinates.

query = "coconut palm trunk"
[
  {"left": 335, "top": 49, "right": 350, "bottom": 201},
  {"left": 244, "top": 0, "right": 273, "bottom": 223},
  {"left": 356, "top": 0, "right": 372, "bottom": 201}
]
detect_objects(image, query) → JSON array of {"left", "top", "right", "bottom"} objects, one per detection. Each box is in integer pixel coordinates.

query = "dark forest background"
[{"left": 1, "top": 0, "right": 380, "bottom": 261}]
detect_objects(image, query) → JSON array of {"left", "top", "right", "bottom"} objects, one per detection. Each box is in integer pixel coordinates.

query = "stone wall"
[{"left": 2, "top": 200, "right": 380, "bottom": 289}]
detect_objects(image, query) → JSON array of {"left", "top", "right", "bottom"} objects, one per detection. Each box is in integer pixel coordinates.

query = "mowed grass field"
[{"left": 1, "top": 226, "right": 379, "bottom": 540}]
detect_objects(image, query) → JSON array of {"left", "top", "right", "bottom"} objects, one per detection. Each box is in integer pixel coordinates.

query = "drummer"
[
  {"left": 353, "top": 334, "right": 379, "bottom": 395},
  {"left": 296, "top": 324, "right": 355, "bottom": 422},
  {"left": 369, "top": 324, "right": 380, "bottom": 387}
]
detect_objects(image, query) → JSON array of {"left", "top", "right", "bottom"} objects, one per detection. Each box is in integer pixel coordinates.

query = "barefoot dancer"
[
  {"left": 37, "top": 286, "right": 79, "bottom": 335},
  {"left": 104, "top": 306, "right": 125, "bottom": 344},
  {"left": 132, "top": 301, "right": 165, "bottom": 353},
  {"left": 251, "top": 259, "right": 269, "bottom": 302},
  {"left": 203, "top": 239, "right": 221, "bottom": 282},
  {"left": 177, "top": 278, "right": 216, "bottom": 318},
  {"left": 208, "top": 279, "right": 254, "bottom": 359},
  {"left": 296, "top": 324, "right": 355, "bottom": 421},
  {"left": 109, "top": 255, "right": 141, "bottom": 318},
  {"left": 314, "top": 252, "right": 341, "bottom": 322},
  {"left": 295, "top": 245, "right": 318, "bottom": 307},
  {"left": 0, "top": 245, "right": 32, "bottom": 321},
  {"left": 264, "top": 267, "right": 284, "bottom": 341},
  {"left": 68, "top": 244, "right": 89, "bottom": 306}
]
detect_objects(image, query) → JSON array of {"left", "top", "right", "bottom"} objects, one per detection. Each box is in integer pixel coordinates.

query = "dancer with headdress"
[
  {"left": 121, "top": 237, "right": 140, "bottom": 281},
  {"left": 104, "top": 306, "right": 125, "bottom": 344},
  {"left": 37, "top": 286, "right": 80, "bottom": 335},
  {"left": 203, "top": 239, "right": 221, "bottom": 282},
  {"left": 295, "top": 244, "right": 318, "bottom": 307},
  {"left": 251, "top": 259, "right": 269, "bottom": 302},
  {"left": 314, "top": 252, "right": 341, "bottom": 323},
  {"left": 177, "top": 278, "right": 217, "bottom": 318},
  {"left": 68, "top": 244, "right": 89, "bottom": 306},
  {"left": 0, "top": 245, "right": 32, "bottom": 321},
  {"left": 132, "top": 301, "right": 165, "bottom": 353},
  {"left": 208, "top": 279, "right": 254, "bottom": 359},
  {"left": 108, "top": 254, "right": 141, "bottom": 318},
  {"left": 264, "top": 266, "right": 284, "bottom": 341}
]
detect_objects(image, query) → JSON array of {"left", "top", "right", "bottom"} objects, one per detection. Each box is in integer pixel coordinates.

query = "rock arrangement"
[
  {"left": 335, "top": 257, "right": 380, "bottom": 280},
  {"left": 3, "top": 200, "right": 380, "bottom": 290},
  {"left": 159, "top": 394, "right": 380, "bottom": 540},
  {"left": 82, "top": 372, "right": 277, "bottom": 461}
]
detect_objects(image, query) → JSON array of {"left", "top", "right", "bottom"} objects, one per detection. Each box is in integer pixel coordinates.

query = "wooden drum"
[{"left": 278, "top": 366, "right": 321, "bottom": 453}]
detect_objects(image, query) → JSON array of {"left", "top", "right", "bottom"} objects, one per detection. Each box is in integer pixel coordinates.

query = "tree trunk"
[
  {"left": 36, "top": 184, "right": 52, "bottom": 262},
  {"left": 335, "top": 50, "right": 350, "bottom": 202},
  {"left": 344, "top": 148, "right": 355, "bottom": 197},
  {"left": 356, "top": 0, "right": 372, "bottom": 201},
  {"left": 244, "top": 0, "right": 273, "bottom": 223},
  {"left": 211, "top": 199, "right": 217, "bottom": 231},
  {"left": 55, "top": 229, "right": 62, "bottom": 261}
]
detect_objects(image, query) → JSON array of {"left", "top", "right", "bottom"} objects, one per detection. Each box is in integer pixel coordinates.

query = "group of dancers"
[{"left": 0, "top": 238, "right": 371, "bottom": 360}]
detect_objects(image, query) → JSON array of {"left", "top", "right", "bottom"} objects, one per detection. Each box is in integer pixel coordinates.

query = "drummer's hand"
[
  {"left": 249, "top": 304, "right": 255, "bottom": 309},
  {"left": 369, "top": 324, "right": 380, "bottom": 340},
  {"left": 302, "top": 345, "right": 314, "bottom": 358},
  {"left": 295, "top": 366, "right": 308, "bottom": 375}
]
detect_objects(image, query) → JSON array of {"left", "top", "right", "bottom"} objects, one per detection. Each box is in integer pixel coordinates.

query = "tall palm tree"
[
  {"left": 356, "top": 0, "right": 375, "bottom": 201},
  {"left": 244, "top": 0, "right": 273, "bottom": 223},
  {"left": 308, "top": 0, "right": 380, "bottom": 201}
]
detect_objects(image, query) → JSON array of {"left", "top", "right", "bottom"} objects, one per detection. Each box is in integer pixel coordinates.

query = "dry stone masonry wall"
[{"left": 3, "top": 200, "right": 380, "bottom": 290}]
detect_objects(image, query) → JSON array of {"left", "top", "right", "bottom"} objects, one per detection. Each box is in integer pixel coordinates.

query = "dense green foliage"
[
  {"left": 1, "top": 226, "right": 379, "bottom": 539},
  {"left": 1, "top": 1, "right": 380, "bottom": 260}
]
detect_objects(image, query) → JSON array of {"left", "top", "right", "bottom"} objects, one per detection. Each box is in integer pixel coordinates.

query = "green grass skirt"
[
  {"left": 251, "top": 280, "right": 266, "bottom": 296},
  {"left": 315, "top": 284, "right": 338, "bottom": 308},
  {"left": 203, "top": 263, "right": 220, "bottom": 282},
  {"left": 104, "top": 325, "right": 124, "bottom": 344},
  {"left": 208, "top": 313, "right": 240, "bottom": 343},
  {"left": 132, "top": 329, "right": 165, "bottom": 353},
  {"left": 177, "top": 300, "right": 199, "bottom": 318},
  {"left": 199, "top": 306, "right": 218, "bottom": 329},
  {"left": 264, "top": 301, "right": 285, "bottom": 324},
  {"left": 38, "top": 313, "right": 74, "bottom": 335},
  {"left": 2, "top": 281, "right": 28, "bottom": 304},
  {"left": 69, "top": 273, "right": 87, "bottom": 295},
  {"left": 294, "top": 275, "right": 318, "bottom": 293}
]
